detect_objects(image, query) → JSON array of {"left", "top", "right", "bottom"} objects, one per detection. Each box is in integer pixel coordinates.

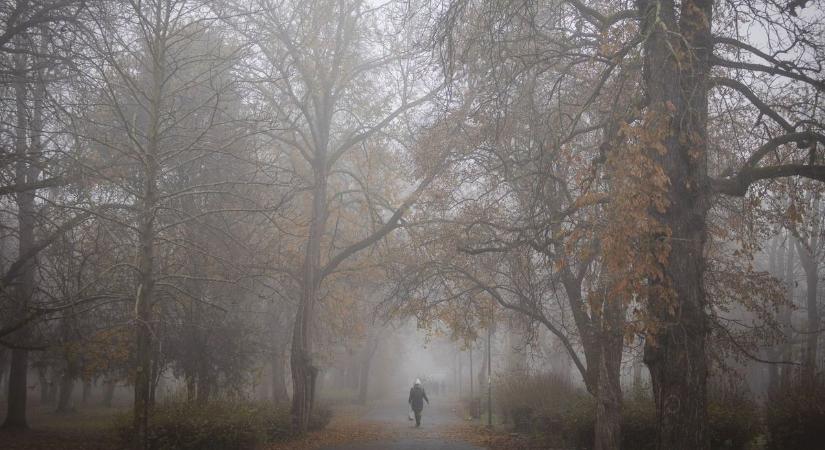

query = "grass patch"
[{"left": 115, "top": 400, "right": 331, "bottom": 450}]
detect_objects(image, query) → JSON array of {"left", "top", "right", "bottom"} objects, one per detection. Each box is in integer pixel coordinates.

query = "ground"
[
  {"left": 0, "top": 396, "right": 530, "bottom": 450},
  {"left": 265, "top": 396, "right": 527, "bottom": 450},
  {"left": 0, "top": 400, "right": 121, "bottom": 450},
  {"left": 264, "top": 397, "right": 479, "bottom": 450}
]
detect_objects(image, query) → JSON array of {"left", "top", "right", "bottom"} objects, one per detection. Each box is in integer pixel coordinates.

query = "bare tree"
[
  {"left": 225, "top": 0, "right": 444, "bottom": 431},
  {"left": 77, "top": 0, "right": 274, "bottom": 442}
]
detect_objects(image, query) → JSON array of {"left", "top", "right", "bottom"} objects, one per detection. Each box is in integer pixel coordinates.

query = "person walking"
[{"left": 408, "top": 378, "right": 429, "bottom": 427}]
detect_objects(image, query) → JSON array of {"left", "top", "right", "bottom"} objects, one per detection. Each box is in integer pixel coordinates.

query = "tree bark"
[
  {"left": 134, "top": 29, "right": 164, "bottom": 448},
  {"left": 358, "top": 359, "right": 370, "bottom": 405},
  {"left": 134, "top": 146, "right": 158, "bottom": 450},
  {"left": 766, "top": 236, "right": 783, "bottom": 394},
  {"left": 0, "top": 349, "right": 7, "bottom": 400},
  {"left": 272, "top": 344, "right": 289, "bottom": 404},
  {"left": 638, "top": 0, "right": 713, "bottom": 447},
  {"left": 37, "top": 365, "right": 49, "bottom": 404},
  {"left": 803, "top": 262, "right": 819, "bottom": 381},
  {"left": 358, "top": 337, "right": 379, "bottom": 405},
  {"left": 196, "top": 354, "right": 212, "bottom": 404},
  {"left": 55, "top": 367, "right": 76, "bottom": 413},
  {"left": 477, "top": 338, "right": 489, "bottom": 390},
  {"left": 102, "top": 380, "right": 116, "bottom": 407},
  {"left": 781, "top": 233, "right": 795, "bottom": 388},
  {"left": 46, "top": 372, "right": 58, "bottom": 404},
  {"left": 3, "top": 52, "right": 38, "bottom": 430},
  {"left": 632, "top": 348, "right": 643, "bottom": 391},
  {"left": 4, "top": 349, "right": 29, "bottom": 428},
  {"left": 457, "top": 349, "right": 463, "bottom": 397},
  {"left": 558, "top": 268, "right": 625, "bottom": 450},
  {"left": 291, "top": 157, "right": 327, "bottom": 432},
  {"left": 82, "top": 380, "right": 92, "bottom": 405},
  {"left": 186, "top": 373, "right": 196, "bottom": 402},
  {"left": 57, "top": 312, "right": 78, "bottom": 413},
  {"left": 593, "top": 295, "right": 624, "bottom": 450},
  {"left": 595, "top": 356, "right": 623, "bottom": 450},
  {"left": 795, "top": 199, "right": 820, "bottom": 383}
]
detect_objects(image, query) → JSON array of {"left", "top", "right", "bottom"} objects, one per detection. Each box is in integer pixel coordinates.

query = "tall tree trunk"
[
  {"left": 102, "top": 380, "right": 116, "bottom": 407},
  {"left": 46, "top": 372, "right": 58, "bottom": 404},
  {"left": 3, "top": 52, "right": 38, "bottom": 430},
  {"left": 781, "top": 234, "right": 795, "bottom": 388},
  {"left": 766, "top": 237, "right": 783, "bottom": 394},
  {"left": 632, "top": 347, "right": 643, "bottom": 392},
  {"left": 348, "top": 360, "right": 360, "bottom": 390},
  {"left": 196, "top": 354, "right": 211, "bottom": 404},
  {"left": 358, "top": 359, "right": 370, "bottom": 405},
  {"left": 457, "top": 349, "right": 463, "bottom": 397},
  {"left": 133, "top": 12, "right": 167, "bottom": 445},
  {"left": 291, "top": 158, "right": 327, "bottom": 432},
  {"left": 4, "top": 349, "right": 29, "bottom": 428},
  {"left": 796, "top": 199, "right": 821, "bottom": 383},
  {"left": 594, "top": 297, "right": 625, "bottom": 450},
  {"left": 82, "top": 379, "right": 92, "bottom": 405},
  {"left": 594, "top": 354, "right": 623, "bottom": 450},
  {"left": 638, "top": 0, "right": 713, "bottom": 448},
  {"left": 469, "top": 346, "right": 474, "bottom": 400},
  {"left": 150, "top": 339, "right": 163, "bottom": 407},
  {"left": 0, "top": 349, "right": 8, "bottom": 400},
  {"left": 56, "top": 367, "right": 76, "bottom": 413},
  {"left": 134, "top": 163, "right": 157, "bottom": 447},
  {"left": 186, "top": 373, "right": 196, "bottom": 402},
  {"left": 134, "top": 57, "right": 162, "bottom": 450},
  {"left": 38, "top": 366, "right": 50, "bottom": 404},
  {"left": 559, "top": 267, "right": 625, "bottom": 450},
  {"left": 57, "top": 311, "right": 77, "bottom": 413},
  {"left": 358, "top": 338, "right": 379, "bottom": 405},
  {"left": 272, "top": 344, "right": 289, "bottom": 403},
  {"left": 477, "top": 339, "right": 489, "bottom": 390},
  {"left": 801, "top": 252, "right": 819, "bottom": 381}
]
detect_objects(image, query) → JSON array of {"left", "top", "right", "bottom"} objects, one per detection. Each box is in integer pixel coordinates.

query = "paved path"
[
  {"left": 324, "top": 440, "right": 483, "bottom": 450},
  {"left": 319, "top": 396, "right": 486, "bottom": 450}
]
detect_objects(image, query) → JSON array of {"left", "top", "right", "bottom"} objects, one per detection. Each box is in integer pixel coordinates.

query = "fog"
[{"left": 1, "top": 0, "right": 824, "bottom": 449}]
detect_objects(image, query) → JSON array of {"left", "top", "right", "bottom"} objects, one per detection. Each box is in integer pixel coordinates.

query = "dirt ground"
[{"left": 0, "top": 399, "right": 124, "bottom": 450}]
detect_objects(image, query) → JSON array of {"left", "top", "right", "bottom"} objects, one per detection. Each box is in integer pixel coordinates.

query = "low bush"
[
  {"left": 115, "top": 400, "right": 331, "bottom": 450},
  {"left": 561, "top": 395, "right": 758, "bottom": 450},
  {"left": 318, "top": 387, "right": 359, "bottom": 406},
  {"left": 495, "top": 372, "right": 583, "bottom": 426},
  {"left": 707, "top": 385, "right": 760, "bottom": 450},
  {"left": 496, "top": 373, "right": 760, "bottom": 450},
  {"left": 618, "top": 396, "right": 657, "bottom": 450},
  {"left": 766, "top": 377, "right": 825, "bottom": 450}
]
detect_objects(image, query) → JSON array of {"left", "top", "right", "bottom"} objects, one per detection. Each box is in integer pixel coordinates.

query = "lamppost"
[
  {"left": 469, "top": 343, "right": 473, "bottom": 401},
  {"left": 487, "top": 299, "right": 493, "bottom": 427}
]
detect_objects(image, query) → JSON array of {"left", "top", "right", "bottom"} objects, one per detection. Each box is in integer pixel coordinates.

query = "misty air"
[{"left": 1, "top": 0, "right": 824, "bottom": 449}]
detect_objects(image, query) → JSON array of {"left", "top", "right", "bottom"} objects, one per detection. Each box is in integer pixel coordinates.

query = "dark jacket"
[{"left": 408, "top": 385, "right": 429, "bottom": 411}]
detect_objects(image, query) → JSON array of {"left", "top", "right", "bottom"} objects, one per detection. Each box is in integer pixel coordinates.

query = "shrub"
[
  {"left": 619, "top": 396, "right": 656, "bottom": 450},
  {"left": 707, "top": 385, "right": 760, "bottom": 450},
  {"left": 116, "top": 400, "right": 331, "bottom": 450},
  {"left": 495, "top": 372, "right": 760, "bottom": 450},
  {"left": 495, "top": 373, "right": 583, "bottom": 426},
  {"left": 618, "top": 391, "right": 758, "bottom": 450},
  {"left": 494, "top": 372, "right": 591, "bottom": 447},
  {"left": 766, "top": 377, "right": 825, "bottom": 450}
]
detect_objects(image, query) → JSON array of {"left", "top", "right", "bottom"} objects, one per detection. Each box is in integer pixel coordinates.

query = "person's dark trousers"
[{"left": 414, "top": 409, "right": 422, "bottom": 426}]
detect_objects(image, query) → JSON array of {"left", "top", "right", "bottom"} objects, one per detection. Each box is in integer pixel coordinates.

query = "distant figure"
[{"left": 408, "top": 378, "right": 429, "bottom": 427}]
